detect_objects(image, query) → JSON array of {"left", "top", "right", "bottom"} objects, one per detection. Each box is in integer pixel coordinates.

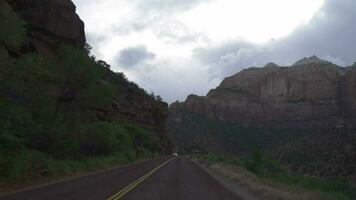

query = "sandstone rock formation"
[
  {"left": 170, "top": 56, "right": 356, "bottom": 129},
  {"left": 8, "top": 0, "right": 86, "bottom": 56}
]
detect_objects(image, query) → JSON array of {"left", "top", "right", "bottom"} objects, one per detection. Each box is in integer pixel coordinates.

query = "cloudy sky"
[{"left": 72, "top": 0, "right": 356, "bottom": 103}]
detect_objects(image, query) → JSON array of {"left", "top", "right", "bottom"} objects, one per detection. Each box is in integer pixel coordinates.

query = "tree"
[
  {"left": 97, "top": 60, "right": 111, "bottom": 69},
  {"left": 0, "top": 5, "right": 26, "bottom": 49},
  {"left": 54, "top": 45, "right": 108, "bottom": 118},
  {"left": 124, "top": 124, "right": 156, "bottom": 160},
  {"left": 83, "top": 43, "right": 92, "bottom": 55},
  {"left": 150, "top": 92, "right": 155, "bottom": 99},
  {"left": 156, "top": 95, "right": 163, "bottom": 102}
]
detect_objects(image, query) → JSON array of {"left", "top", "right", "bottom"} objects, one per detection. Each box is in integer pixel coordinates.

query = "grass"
[
  {"left": 193, "top": 153, "right": 356, "bottom": 200},
  {"left": 45, "top": 152, "right": 135, "bottom": 176},
  {"left": 0, "top": 149, "right": 158, "bottom": 194},
  {"left": 0, "top": 151, "right": 160, "bottom": 195}
]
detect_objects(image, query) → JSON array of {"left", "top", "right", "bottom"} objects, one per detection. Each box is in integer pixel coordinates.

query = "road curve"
[{"left": 1, "top": 157, "right": 242, "bottom": 200}]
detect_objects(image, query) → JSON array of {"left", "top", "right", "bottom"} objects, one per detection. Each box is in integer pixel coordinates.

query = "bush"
[
  {"left": 0, "top": 100, "right": 36, "bottom": 151},
  {"left": 79, "top": 122, "right": 125, "bottom": 156},
  {"left": 124, "top": 124, "right": 160, "bottom": 159},
  {"left": 0, "top": 150, "right": 47, "bottom": 181},
  {"left": 0, "top": 5, "right": 26, "bottom": 49}
]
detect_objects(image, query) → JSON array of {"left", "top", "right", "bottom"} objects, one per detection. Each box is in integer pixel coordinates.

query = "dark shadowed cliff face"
[
  {"left": 1, "top": 0, "right": 172, "bottom": 153},
  {"left": 167, "top": 57, "right": 356, "bottom": 177},
  {"left": 99, "top": 70, "right": 171, "bottom": 150},
  {"left": 6, "top": 0, "right": 85, "bottom": 57}
]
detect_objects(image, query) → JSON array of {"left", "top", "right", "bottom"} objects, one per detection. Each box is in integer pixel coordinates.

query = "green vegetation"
[
  {"left": 0, "top": 5, "right": 26, "bottom": 49},
  {"left": 0, "top": 123, "right": 158, "bottom": 182},
  {"left": 168, "top": 111, "right": 312, "bottom": 154},
  {"left": 0, "top": 6, "right": 164, "bottom": 183},
  {"left": 194, "top": 152, "right": 356, "bottom": 200}
]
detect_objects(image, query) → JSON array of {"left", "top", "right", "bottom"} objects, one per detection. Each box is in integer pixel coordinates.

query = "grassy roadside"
[
  {"left": 192, "top": 153, "right": 356, "bottom": 200},
  {"left": 0, "top": 152, "right": 158, "bottom": 195}
]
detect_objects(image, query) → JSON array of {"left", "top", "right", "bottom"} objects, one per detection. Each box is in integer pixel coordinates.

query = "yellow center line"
[{"left": 107, "top": 158, "right": 173, "bottom": 200}]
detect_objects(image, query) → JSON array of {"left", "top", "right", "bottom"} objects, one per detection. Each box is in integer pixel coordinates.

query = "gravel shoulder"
[{"left": 194, "top": 159, "right": 329, "bottom": 200}]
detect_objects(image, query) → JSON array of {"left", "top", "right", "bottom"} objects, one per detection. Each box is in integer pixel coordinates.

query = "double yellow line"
[{"left": 107, "top": 158, "right": 173, "bottom": 200}]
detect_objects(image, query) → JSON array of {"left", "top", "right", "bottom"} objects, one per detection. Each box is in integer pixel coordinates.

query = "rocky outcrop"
[
  {"left": 99, "top": 71, "right": 170, "bottom": 148},
  {"left": 292, "top": 55, "right": 331, "bottom": 66},
  {"left": 7, "top": 0, "right": 85, "bottom": 56},
  {"left": 2, "top": 0, "right": 172, "bottom": 151},
  {"left": 170, "top": 56, "right": 356, "bottom": 128}
]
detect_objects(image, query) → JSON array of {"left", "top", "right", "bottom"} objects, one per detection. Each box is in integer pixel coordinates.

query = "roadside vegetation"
[
  {"left": 193, "top": 152, "right": 356, "bottom": 200},
  {"left": 0, "top": 5, "right": 163, "bottom": 187},
  {"left": 168, "top": 110, "right": 312, "bottom": 155}
]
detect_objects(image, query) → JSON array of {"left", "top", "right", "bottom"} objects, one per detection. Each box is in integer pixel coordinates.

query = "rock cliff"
[
  {"left": 8, "top": 0, "right": 85, "bottom": 56},
  {"left": 167, "top": 56, "right": 356, "bottom": 177},
  {"left": 171, "top": 56, "right": 356, "bottom": 129},
  {"left": 2, "top": 0, "right": 172, "bottom": 152}
]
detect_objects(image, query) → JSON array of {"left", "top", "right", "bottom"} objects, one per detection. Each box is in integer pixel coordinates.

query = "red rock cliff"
[{"left": 171, "top": 57, "right": 356, "bottom": 128}]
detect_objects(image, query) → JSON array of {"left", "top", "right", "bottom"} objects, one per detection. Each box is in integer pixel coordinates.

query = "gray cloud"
[
  {"left": 157, "top": 21, "right": 205, "bottom": 44},
  {"left": 193, "top": 41, "right": 271, "bottom": 79},
  {"left": 132, "top": 0, "right": 211, "bottom": 14},
  {"left": 276, "top": 0, "right": 356, "bottom": 64},
  {"left": 113, "top": 0, "right": 211, "bottom": 36},
  {"left": 115, "top": 22, "right": 147, "bottom": 36},
  {"left": 117, "top": 46, "right": 156, "bottom": 68},
  {"left": 193, "top": 0, "right": 356, "bottom": 83}
]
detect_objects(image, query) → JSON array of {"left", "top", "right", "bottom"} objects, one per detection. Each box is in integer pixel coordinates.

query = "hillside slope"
[{"left": 0, "top": 0, "right": 171, "bottom": 182}]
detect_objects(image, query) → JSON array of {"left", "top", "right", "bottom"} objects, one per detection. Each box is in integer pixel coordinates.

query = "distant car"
[{"left": 173, "top": 152, "right": 178, "bottom": 157}]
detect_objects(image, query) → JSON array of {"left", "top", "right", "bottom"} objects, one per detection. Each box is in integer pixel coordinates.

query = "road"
[{"left": 1, "top": 157, "right": 242, "bottom": 200}]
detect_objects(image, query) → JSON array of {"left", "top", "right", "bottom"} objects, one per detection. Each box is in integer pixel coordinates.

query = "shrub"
[
  {"left": 79, "top": 122, "right": 138, "bottom": 156},
  {"left": 0, "top": 150, "right": 47, "bottom": 181},
  {"left": 0, "top": 100, "right": 36, "bottom": 151},
  {"left": 79, "top": 122, "right": 120, "bottom": 156},
  {"left": 0, "top": 5, "right": 27, "bottom": 49}
]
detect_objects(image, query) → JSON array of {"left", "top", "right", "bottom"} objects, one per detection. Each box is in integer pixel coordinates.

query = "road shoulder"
[
  {"left": 193, "top": 159, "right": 328, "bottom": 200},
  {"left": 192, "top": 159, "right": 257, "bottom": 200}
]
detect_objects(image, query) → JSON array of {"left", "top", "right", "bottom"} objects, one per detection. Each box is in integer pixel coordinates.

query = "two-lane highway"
[
  {"left": 1, "top": 157, "right": 242, "bottom": 200},
  {"left": 119, "top": 157, "right": 241, "bottom": 200}
]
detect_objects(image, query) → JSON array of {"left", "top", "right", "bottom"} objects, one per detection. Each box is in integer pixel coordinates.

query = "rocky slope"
[
  {"left": 168, "top": 56, "right": 356, "bottom": 177},
  {"left": 272, "top": 128, "right": 356, "bottom": 178},
  {"left": 1, "top": 0, "right": 172, "bottom": 152}
]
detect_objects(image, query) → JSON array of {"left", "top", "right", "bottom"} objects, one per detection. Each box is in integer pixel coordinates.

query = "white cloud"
[
  {"left": 177, "top": 0, "right": 324, "bottom": 43},
  {"left": 72, "top": 0, "right": 356, "bottom": 103}
]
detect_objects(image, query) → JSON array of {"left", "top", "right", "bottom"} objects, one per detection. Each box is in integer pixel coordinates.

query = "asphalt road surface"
[{"left": 1, "top": 157, "right": 242, "bottom": 200}]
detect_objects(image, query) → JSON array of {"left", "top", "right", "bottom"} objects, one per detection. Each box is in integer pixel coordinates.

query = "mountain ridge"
[
  {"left": 170, "top": 57, "right": 356, "bottom": 128},
  {"left": 167, "top": 57, "right": 356, "bottom": 178}
]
